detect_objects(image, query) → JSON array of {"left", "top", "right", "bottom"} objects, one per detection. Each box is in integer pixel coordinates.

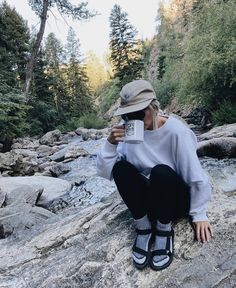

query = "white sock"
[
  {"left": 133, "top": 215, "right": 152, "bottom": 264},
  {"left": 153, "top": 220, "right": 172, "bottom": 266}
]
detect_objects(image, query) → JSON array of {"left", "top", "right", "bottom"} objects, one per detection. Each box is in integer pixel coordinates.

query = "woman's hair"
[{"left": 148, "top": 99, "right": 160, "bottom": 130}]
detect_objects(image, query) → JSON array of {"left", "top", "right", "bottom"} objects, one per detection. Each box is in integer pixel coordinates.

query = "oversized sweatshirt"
[{"left": 96, "top": 115, "right": 212, "bottom": 222}]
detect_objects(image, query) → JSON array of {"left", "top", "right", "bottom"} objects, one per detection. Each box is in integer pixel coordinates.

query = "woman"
[{"left": 97, "top": 79, "right": 213, "bottom": 271}]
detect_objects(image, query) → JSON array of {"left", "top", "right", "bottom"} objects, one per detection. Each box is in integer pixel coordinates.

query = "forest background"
[{"left": 0, "top": 0, "right": 235, "bottom": 150}]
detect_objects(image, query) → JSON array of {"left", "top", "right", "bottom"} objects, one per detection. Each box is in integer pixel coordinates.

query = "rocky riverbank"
[{"left": 0, "top": 122, "right": 235, "bottom": 287}]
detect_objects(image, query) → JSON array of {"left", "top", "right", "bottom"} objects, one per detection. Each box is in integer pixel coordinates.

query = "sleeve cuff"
[
  {"left": 191, "top": 213, "right": 208, "bottom": 222},
  {"left": 103, "top": 140, "right": 118, "bottom": 154}
]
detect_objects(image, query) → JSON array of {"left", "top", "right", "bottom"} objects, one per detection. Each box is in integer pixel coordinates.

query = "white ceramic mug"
[{"left": 124, "top": 120, "right": 144, "bottom": 144}]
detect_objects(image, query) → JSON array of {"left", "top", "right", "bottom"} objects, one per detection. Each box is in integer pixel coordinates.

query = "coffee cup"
[{"left": 124, "top": 120, "right": 144, "bottom": 144}]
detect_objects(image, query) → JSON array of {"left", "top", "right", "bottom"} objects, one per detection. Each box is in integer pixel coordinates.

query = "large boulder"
[
  {"left": 0, "top": 184, "right": 54, "bottom": 238},
  {"left": 197, "top": 137, "right": 236, "bottom": 158},
  {"left": 0, "top": 176, "right": 72, "bottom": 208},
  {"left": 199, "top": 123, "right": 236, "bottom": 141},
  {"left": 0, "top": 178, "right": 235, "bottom": 287},
  {"left": 39, "top": 130, "right": 63, "bottom": 146}
]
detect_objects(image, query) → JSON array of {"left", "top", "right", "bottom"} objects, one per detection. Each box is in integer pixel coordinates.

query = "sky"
[{"left": 4, "top": 0, "right": 161, "bottom": 59}]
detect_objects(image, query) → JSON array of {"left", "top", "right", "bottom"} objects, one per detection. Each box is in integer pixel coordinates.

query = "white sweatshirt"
[{"left": 96, "top": 116, "right": 211, "bottom": 222}]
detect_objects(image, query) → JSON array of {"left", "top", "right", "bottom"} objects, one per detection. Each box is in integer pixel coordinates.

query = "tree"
[
  {"left": 28, "top": 49, "right": 58, "bottom": 135},
  {"left": 0, "top": 1, "right": 30, "bottom": 89},
  {"left": 84, "top": 51, "right": 109, "bottom": 94},
  {"left": 109, "top": 4, "right": 143, "bottom": 85},
  {"left": 0, "top": 1, "right": 30, "bottom": 146},
  {"left": 44, "top": 32, "right": 67, "bottom": 117},
  {"left": 25, "top": 0, "right": 96, "bottom": 96},
  {"left": 64, "top": 27, "right": 93, "bottom": 117}
]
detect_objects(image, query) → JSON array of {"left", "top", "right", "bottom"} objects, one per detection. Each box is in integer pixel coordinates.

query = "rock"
[
  {"left": 75, "top": 128, "right": 109, "bottom": 141},
  {"left": 0, "top": 151, "right": 23, "bottom": 172},
  {"left": 0, "top": 176, "right": 72, "bottom": 209},
  {"left": 0, "top": 203, "right": 54, "bottom": 238},
  {"left": 64, "top": 146, "right": 89, "bottom": 159},
  {"left": 50, "top": 149, "right": 66, "bottom": 162},
  {"left": 0, "top": 143, "right": 3, "bottom": 152},
  {"left": 5, "top": 185, "right": 43, "bottom": 206},
  {"left": 199, "top": 123, "right": 236, "bottom": 141},
  {"left": 39, "top": 130, "right": 62, "bottom": 146},
  {"left": 11, "top": 137, "right": 40, "bottom": 150},
  {"left": 49, "top": 163, "right": 71, "bottom": 177},
  {"left": 0, "top": 189, "right": 6, "bottom": 207},
  {"left": 197, "top": 137, "right": 236, "bottom": 158},
  {"left": 0, "top": 179, "right": 235, "bottom": 287},
  {"left": 36, "top": 145, "right": 53, "bottom": 158}
]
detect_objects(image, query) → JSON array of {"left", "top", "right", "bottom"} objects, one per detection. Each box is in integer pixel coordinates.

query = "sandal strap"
[
  {"left": 132, "top": 245, "right": 149, "bottom": 257},
  {"left": 151, "top": 249, "right": 170, "bottom": 256},
  {"left": 154, "top": 228, "right": 174, "bottom": 237},
  {"left": 135, "top": 228, "right": 152, "bottom": 235}
]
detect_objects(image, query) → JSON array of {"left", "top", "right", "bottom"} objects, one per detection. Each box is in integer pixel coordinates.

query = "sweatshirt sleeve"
[
  {"left": 96, "top": 140, "right": 124, "bottom": 180},
  {"left": 175, "top": 130, "right": 212, "bottom": 222}
]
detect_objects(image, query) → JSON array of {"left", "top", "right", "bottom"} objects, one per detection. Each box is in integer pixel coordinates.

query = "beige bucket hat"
[{"left": 114, "top": 80, "right": 157, "bottom": 116}]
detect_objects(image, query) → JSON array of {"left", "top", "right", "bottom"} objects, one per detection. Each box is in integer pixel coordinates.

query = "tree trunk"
[{"left": 25, "top": 0, "right": 49, "bottom": 97}]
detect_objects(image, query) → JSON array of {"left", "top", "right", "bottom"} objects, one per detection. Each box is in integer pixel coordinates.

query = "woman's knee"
[
  {"left": 112, "top": 160, "right": 136, "bottom": 177},
  {"left": 150, "top": 164, "right": 175, "bottom": 180}
]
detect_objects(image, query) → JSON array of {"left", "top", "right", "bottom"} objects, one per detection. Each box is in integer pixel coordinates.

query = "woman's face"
[{"left": 143, "top": 107, "right": 154, "bottom": 130}]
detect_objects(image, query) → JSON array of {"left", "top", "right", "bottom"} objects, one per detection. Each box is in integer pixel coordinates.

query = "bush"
[
  {"left": 57, "top": 114, "right": 108, "bottom": 132},
  {"left": 98, "top": 78, "right": 120, "bottom": 114},
  {"left": 212, "top": 100, "right": 236, "bottom": 125},
  {"left": 77, "top": 114, "right": 108, "bottom": 129}
]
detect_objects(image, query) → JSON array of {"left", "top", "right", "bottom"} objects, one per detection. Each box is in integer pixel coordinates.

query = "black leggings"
[{"left": 112, "top": 160, "right": 190, "bottom": 224}]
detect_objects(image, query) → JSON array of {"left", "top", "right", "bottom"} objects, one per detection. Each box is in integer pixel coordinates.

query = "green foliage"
[
  {"left": 147, "top": 0, "right": 236, "bottom": 124},
  {"left": 57, "top": 114, "right": 107, "bottom": 131},
  {"left": 28, "top": 0, "right": 96, "bottom": 20},
  {"left": 98, "top": 78, "right": 120, "bottom": 115},
  {"left": 177, "top": 0, "right": 236, "bottom": 110},
  {"left": 109, "top": 4, "right": 143, "bottom": 85},
  {"left": 0, "top": 79, "right": 30, "bottom": 141},
  {"left": 0, "top": 1, "right": 30, "bottom": 87},
  {"left": 77, "top": 114, "right": 108, "bottom": 129},
  {"left": 212, "top": 100, "right": 236, "bottom": 125}
]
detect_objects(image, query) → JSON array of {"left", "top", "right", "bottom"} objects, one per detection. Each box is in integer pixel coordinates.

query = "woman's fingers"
[
  {"left": 195, "top": 223, "right": 200, "bottom": 242},
  {"left": 108, "top": 125, "right": 125, "bottom": 144},
  {"left": 194, "top": 221, "right": 213, "bottom": 243},
  {"left": 200, "top": 225, "right": 206, "bottom": 243}
]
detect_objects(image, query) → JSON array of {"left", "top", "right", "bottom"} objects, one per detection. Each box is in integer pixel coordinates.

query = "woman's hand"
[
  {"left": 193, "top": 221, "right": 213, "bottom": 243},
  {"left": 107, "top": 124, "right": 125, "bottom": 145}
]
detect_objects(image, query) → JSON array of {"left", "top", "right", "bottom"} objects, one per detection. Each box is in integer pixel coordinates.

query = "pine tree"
[
  {"left": 44, "top": 32, "right": 67, "bottom": 118},
  {"left": 0, "top": 1, "right": 30, "bottom": 88},
  {"left": 28, "top": 49, "right": 58, "bottom": 134},
  {"left": 0, "top": 1, "right": 30, "bottom": 145},
  {"left": 64, "top": 27, "right": 93, "bottom": 117},
  {"left": 25, "top": 0, "right": 96, "bottom": 95},
  {"left": 109, "top": 4, "right": 143, "bottom": 85}
]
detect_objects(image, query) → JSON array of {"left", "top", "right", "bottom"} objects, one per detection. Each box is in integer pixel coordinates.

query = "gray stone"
[
  {"left": 49, "top": 163, "right": 71, "bottom": 177},
  {"left": 39, "top": 130, "right": 62, "bottom": 146},
  {"left": 197, "top": 137, "right": 236, "bottom": 158},
  {"left": 11, "top": 137, "right": 40, "bottom": 150},
  {"left": 0, "top": 176, "right": 72, "bottom": 208},
  {"left": 199, "top": 123, "right": 236, "bottom": 141},
  {"left": 0, "top": 180, "right": 235, "bottom": 287},
  {"left": 0, "top": 203, "right": 54, "bottom": 238},
  {"left": 0, "top": 189, "right": 6, "bottom": 207},
  {"left": 0, "top": 151, "right": 23, "bottom": 171},
  {"left": 5, "top": 185, "right": 43, "bottom": 206},
  {"left": 49, "top": 149, "right": 66, "bottom": 162},
  {"left": 64, "top": 146, "right": 89, "bottom": 159}
]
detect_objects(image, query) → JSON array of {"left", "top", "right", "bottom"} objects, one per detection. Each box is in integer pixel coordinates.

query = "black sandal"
[
  {"left": 132, "top": 228, "right": 153, "bottom": 269},
  {"left": 150, "top": 228, "right": 174, "bottom": 271}
]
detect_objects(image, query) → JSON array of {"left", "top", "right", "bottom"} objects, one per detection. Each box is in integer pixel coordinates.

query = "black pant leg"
[
  {"left": 112, "top": 160, "right": 149, "bottom": 219},
  {"left": 148, "top": 164, "right": 190, "bottom": 223}
]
